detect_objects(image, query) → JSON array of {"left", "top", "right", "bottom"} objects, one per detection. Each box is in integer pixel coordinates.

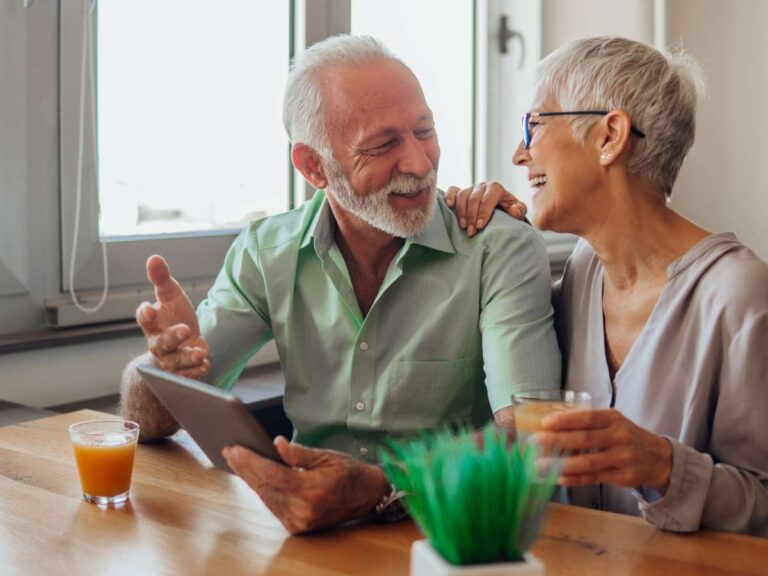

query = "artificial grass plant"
[{"left": 379, "top": 425, "right": 558, "bottom": 566}]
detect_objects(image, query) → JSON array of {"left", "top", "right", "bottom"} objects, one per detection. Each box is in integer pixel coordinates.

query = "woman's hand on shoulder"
[
  {"left": 445, "top": 182, "right": 528, "bottom": 237},
  {"left": 533, "top": 408, "right": 673, "bottom": 492}
]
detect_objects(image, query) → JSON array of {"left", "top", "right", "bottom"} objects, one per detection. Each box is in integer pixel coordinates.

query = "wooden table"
[{"left": 1, "top": 410, "right": 765, "bottom": 575}]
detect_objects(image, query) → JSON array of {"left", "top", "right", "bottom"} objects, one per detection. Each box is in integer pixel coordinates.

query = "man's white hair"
[
  {"left": 534, "top": 36, "right": 706, "bottom": 198},
  {"left": 283, "top": 34, "right": 400, "bottom": 159}
]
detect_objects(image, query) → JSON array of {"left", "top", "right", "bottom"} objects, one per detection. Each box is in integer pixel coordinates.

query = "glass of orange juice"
[
  {"left": 69, "top": 420, "right": 140, "bottom": 505},
  {"left": 512, "top": 390, "right": 592, "bottom": 448}
]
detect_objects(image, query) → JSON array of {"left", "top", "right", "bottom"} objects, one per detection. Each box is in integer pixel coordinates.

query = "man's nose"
[
  {"left": 397, "top": 136, "right": 434, "bottom": 178},
  {"left": 512, "top": 140, "right": 529, "bottom": 166}
]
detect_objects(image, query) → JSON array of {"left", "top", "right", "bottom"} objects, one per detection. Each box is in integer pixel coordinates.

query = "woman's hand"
[
  {"left": 445, "top": 182, "right": 528, "bottom": 237},
  {"left": 533, "top": 408, "right": 673, "bottom": 492}
]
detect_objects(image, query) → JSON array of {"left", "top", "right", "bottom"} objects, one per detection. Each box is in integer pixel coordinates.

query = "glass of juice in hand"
[
  {"left": 512, "top": 390, "right": 592, "bottom": 448},
  {"left": 69, "top": 420, "right": 140, "bottom": 505}
]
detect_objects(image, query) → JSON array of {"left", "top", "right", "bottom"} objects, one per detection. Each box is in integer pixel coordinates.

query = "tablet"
[{"left": 137, "top": 364, "right": 281, "bottom": 471}]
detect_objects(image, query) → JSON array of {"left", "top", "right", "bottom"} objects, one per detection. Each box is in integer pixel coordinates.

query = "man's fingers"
[
  {"left": 223, "top": 445, "right": 292, "bottom": 488},
  {"left": 175, "top": 359, "right": 211, "bottom": 380},
  {"left": 149, "top": 324, "right": 191, "bottom": 356},
  {"left": 146, "top": 254, "right": 184, "bottom": 304},
  {"left": 156, "top": 346, "right": 208, "bottom": 373},
  {"left": 136, "top": 302, "right": 159, "bottom": 335}
]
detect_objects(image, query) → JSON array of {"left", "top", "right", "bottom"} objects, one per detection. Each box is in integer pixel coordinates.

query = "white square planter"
[{"left": 410, "top": 540, "right": 544, "bottom": 576}]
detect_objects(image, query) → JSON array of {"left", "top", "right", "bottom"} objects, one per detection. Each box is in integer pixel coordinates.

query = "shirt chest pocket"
[{"left": 386, "top": 356, "right": 476, "bottom": 431}]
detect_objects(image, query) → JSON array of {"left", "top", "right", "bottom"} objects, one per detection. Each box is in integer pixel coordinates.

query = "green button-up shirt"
[{"left": 198, "top": 191, "right": 560, "bottom": 460}]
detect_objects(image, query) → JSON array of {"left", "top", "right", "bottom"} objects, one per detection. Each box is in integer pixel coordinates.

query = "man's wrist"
[{"left": 368, "top": 465, "right": 408, "bottom": 523}]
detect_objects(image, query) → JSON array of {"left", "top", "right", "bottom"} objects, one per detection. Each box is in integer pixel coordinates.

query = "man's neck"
[
  {"left": 331, "top": 207, "right": 404, "bottom": 278},
  {"left": 326, "top": 197, "right": 405, "bottom": 315}
]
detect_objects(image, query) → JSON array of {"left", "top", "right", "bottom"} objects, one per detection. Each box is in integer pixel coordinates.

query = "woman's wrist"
[{"left": 648, "top": 436, "right": 673, "bottom": 493}]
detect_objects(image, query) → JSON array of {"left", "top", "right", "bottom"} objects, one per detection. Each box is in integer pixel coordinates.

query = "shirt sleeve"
[
  {"left": 479, "top": 223, "right": 562, "bottom": 412},
  {"left": 197, "top": 226, "right": 274, "bottom": 392},
  {"left": 634, "top": 312, "right": 768, "bottom": 536}
]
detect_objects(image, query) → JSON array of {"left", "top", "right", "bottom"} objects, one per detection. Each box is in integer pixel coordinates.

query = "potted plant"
[{"left": 379, "top": 426, "right": 558, "bottom": 575}]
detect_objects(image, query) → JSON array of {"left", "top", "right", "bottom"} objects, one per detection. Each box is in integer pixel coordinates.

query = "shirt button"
[
  {"left": 359, "top": 341, "right": 369, "bottom": 351},
  {"left": 355, "top": 401, "right": 366, "bottom": 411},
  {"left": 359, "top": 446, "right": 369, "bottom": 457}
]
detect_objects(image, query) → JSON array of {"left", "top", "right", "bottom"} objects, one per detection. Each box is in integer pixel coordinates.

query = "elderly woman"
[{"left": 448, "top": 37, "right": 768, "bottom": 536}]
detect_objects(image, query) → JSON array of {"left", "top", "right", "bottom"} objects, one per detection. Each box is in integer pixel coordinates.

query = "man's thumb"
[
  {"left": 147, "top": 255, "right": 180, "bottom": 301},
  {"left": 274, "top": 437, "right": 323, "bottom": 469}
]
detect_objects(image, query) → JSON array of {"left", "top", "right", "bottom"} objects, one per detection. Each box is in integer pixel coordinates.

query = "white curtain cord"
[{"left": 70, "top": 0, "right": 109, "bottom": 314}]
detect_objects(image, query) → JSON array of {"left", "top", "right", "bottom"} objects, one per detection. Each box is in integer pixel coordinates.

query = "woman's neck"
[{"left": 582, "top": 183, "right": 710, "bottom": 291}]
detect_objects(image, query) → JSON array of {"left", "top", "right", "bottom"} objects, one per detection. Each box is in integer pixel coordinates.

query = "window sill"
[{"left": 0, "top": 321, "right": 141, "bottom": 355}]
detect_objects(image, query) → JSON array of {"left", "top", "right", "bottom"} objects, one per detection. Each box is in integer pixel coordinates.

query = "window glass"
[{"left": 97, "top": 0, "right": 290, "bottom": 238}]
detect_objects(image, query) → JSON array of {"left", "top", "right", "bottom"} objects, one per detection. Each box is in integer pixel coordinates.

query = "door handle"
[{"left": 499, "top": 14, "right": 525, "bottom": 69}]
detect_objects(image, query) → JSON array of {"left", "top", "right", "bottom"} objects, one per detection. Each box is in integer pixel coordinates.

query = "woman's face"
[{"left": 513, "top": 95, "right": 603, "bottom": 233}]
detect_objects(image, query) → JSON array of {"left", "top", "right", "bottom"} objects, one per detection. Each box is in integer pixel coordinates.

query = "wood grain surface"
[{"left": 1, "top": 410, "right": 765, "bottom": 575}]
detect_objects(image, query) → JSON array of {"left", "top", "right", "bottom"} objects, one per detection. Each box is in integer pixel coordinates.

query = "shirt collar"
[
  {"left": 299, "top": 191, "right": 456, "bottom": 257},
  {"left": 410, "top": 198, "right": 456, "bottom": 255},
  {"left": 299, "top": 191, "right": 334, "bottom": 257}
]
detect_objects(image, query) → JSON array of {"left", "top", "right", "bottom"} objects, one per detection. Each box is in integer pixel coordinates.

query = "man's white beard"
[{"left": 325, "top": 161, "right": 437, "bottom": 238}]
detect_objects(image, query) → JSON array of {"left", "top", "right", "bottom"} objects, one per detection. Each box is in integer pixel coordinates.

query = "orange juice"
[
  {"left": 69, "top": 420, "right": 139, "bottom": 504},
  {"left": 72, "top": 434, "right": 137, "bottom": 497},
  {"left": 514, "top": 401, "right": 581, "bottom": 446}
]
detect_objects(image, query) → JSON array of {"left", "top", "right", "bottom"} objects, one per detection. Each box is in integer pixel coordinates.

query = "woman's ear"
[
  {"left": 292, "top": 144, "right": 329, "bottom": 190},
  {"left": 598, "top": 110, "right": 633, "bottom": 166}
]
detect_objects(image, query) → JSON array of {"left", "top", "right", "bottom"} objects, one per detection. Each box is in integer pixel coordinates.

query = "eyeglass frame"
[{"left": 521, "top": 111, "right": 646, "bottom": 150}]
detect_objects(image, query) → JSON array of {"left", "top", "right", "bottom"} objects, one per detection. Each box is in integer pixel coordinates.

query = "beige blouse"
[{"left": 553, "top": 233, "right": 768, "bottom": 536}]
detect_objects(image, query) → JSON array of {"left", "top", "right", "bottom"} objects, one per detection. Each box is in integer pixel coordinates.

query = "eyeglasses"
[{"left": 521, "top": 111, "right": 646, "bottom": 150}]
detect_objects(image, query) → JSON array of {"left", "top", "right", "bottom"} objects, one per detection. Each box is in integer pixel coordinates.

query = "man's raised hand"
[{"left": 136, "top": 255, "right": 211, "bottom": 379}]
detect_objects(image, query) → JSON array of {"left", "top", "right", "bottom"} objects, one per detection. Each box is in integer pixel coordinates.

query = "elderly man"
[{"left": 121, "top": 35, "right": 559, "bottom": 533}]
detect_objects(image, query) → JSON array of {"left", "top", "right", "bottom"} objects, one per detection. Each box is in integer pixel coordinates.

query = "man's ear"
[
  {"left": 597, "top": 110, "right": 633, "bottom": 166},
  {"left": 292, "top": 144, "right": 328, "bottom": 190}
]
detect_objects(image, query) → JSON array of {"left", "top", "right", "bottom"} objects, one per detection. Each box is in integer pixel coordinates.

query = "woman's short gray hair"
[
  {"left": 535, "top": 37, "right": 705, "bottom": 197},
  {"left": 283, "top": 34, "right": 398, "bottom": 158}
]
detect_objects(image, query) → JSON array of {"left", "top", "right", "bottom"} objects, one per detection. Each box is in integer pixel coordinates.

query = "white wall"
[
  {"left": 542, "top": 0, "right": 654, "bottom": 53},
  {"left": 667, "top": 0, "right": 768, "bottom": 261},
  {"left": 541, "top": 0, "right": 768, "bottom": 261}
]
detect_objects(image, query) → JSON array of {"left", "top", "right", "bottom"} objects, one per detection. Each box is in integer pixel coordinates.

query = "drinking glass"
[
  {"left": 512, "top": 390, "right": 592, "bottom": 447},
  {"left": 69, "top": 420, "right": 140, "bottom": 505}
]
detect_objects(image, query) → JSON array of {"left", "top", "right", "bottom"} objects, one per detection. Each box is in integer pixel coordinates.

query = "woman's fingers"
[
  {"left": 542, "top": 408, "right": 619, "bottom": 432},
  {"left": 533, "top": 426, "right": 617, "bottom": 451},
  {"left": 445, "top": 186, "right": 460, "bottom": 207},
  {"left": 454, "top": 185, "right": 475, "bottom": 230},
  {"left": 465, "top": 182, "right": 487, "bottom": 235}
]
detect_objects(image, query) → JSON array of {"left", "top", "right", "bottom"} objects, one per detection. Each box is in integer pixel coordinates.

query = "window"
[
  {"left": 58, "top": 0, "right": 291, "bottom": 314},
  {"left": 1, "top": 0, "right": 559, "bottom": 335},
  {"left": 96, "top": 1, "right": 291, "bottom": 239}
]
